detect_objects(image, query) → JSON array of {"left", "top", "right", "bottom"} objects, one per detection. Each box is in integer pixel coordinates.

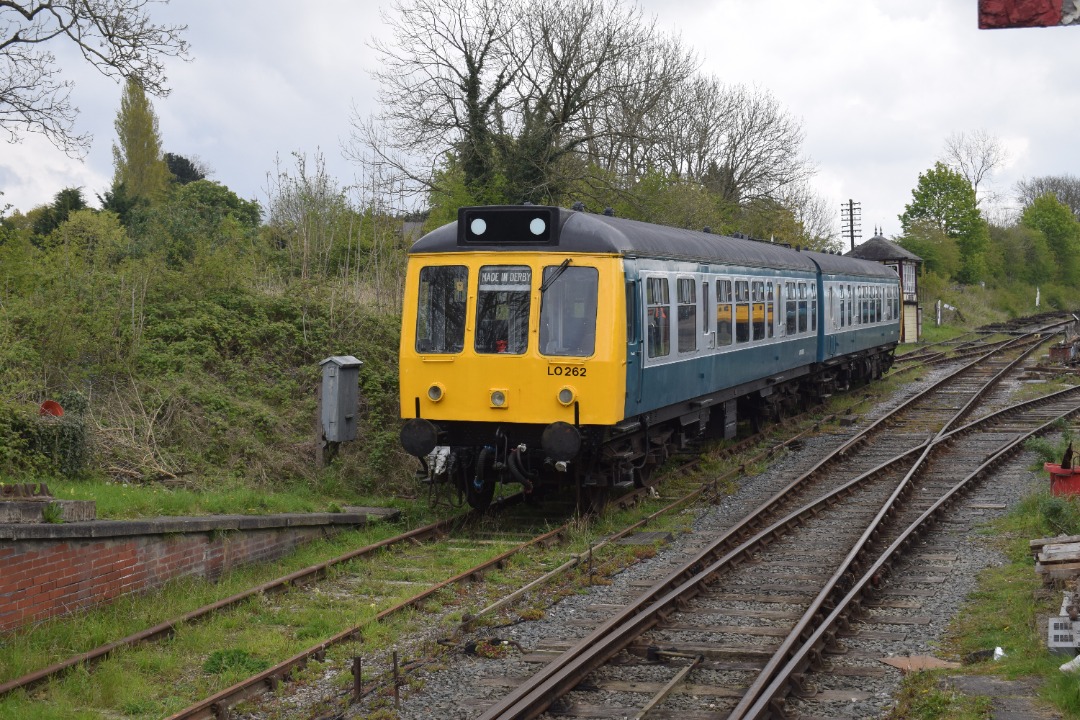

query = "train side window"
[
  {"left": 702, "top": 281, "right": 711, "bottom": 335},
  {"left": 767, "top": 282, "right": 775, "bottom": 338},
  {"left": 717, "top": 279, "right": 733, "bottom": 347},
  {"left": 785, "top": 281, "right": 796, "bottom": 335},
  {"left": 751, "top": 280, "right": 765, "bottom": 341},
  {"left": 837, "top": 285, "right": 844, "bottom": 328},
  {"left": 416, "top": 265, "right": 468, "bottom": 353},
  {"left": 797, "top": 282, "right": 809, "bottom": 333},
  {"left": 539, "top": 265, "right": 598, "bottom": 357},
  {"left": 646, "top": 277, "right": 670, "bottom": 358},
  {"left": 677, "top": 278, "right": 697, "bottom": 353},
  {"left": 848, "top": 284, "right": 854, "bottom": 325},
  {"left": 476, "top": 265, "right": 531, "bottom": 354},
  {"left": 735, "top": 280, "right": 750, "bottom": 343},
  {"left": 810, "top": 283, "right": 817, "bottom": 332},
  {"left": 876, "top": 287, "right": 883, "bottom": 323}
]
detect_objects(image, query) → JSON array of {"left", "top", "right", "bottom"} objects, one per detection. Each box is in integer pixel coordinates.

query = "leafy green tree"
[
  {"left": 31, "top": 187, "right": 89, "bottom": 237},
  {"left": 900, "top": 162, "right": 988, "bottom": 283},
  {"left": 112, "top": 77, "right": 172, "bottom": 203},
  {"left": 898, "top": 220, "right": 962, "bottom": 278},
  {"left": 1021, "top": 193, "right": 1080, "bottom": 284},
  {"left": 164, "top": 152, "right": 208, "bottom": 185},
  {"left": 988, "top": 224, "right": 1054, "bottom": 285}
]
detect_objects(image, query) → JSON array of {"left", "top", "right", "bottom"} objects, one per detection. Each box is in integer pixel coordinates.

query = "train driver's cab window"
[
  {"left": 416, "top": 265, "right": 468, "bottom": 353},
  {"left": 717, "top": 280, "right": 733, "bottom": 347},
  {"left": 646, "top": 277, "right": 671, "bottom": 358},
  {"left": 539, "top": 265, "right": 598, "bottom": 357},
  {"left": 475, "top": 265, "right": 531, "bottom": 354},
  {"left": 677, "top": 278, "right": 697, "bottom": 353},
  {"left": 735, "top": 280, "right": 750, "bottom": 343}
]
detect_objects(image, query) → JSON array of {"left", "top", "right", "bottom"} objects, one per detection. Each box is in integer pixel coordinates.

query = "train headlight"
[
  {"left": 529, "top": 217, "right": 547, "bottom": 236},
  {"left": 557, "top": 386, "right": 575, "bottom": 406},
  {"left": 489, "top": 389, "right": 508, "bottom": 408},
  {"left": 427, "top": 383, "right": 445, "bottom": 402},
  {"left": 470, "top": 218, "right": 487, "bottom": 236}
]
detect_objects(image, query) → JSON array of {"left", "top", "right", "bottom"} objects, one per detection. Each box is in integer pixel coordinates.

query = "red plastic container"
[{"left": 1045, "top": 463, "right": 1080, "bottom": 496}]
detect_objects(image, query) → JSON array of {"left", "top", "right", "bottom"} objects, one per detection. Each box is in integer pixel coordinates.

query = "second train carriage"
[{"left": 399, "top": 205, "right": 900, "bottom": 510}]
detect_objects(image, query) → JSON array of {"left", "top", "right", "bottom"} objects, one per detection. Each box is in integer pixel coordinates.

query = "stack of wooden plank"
[{"left": 1032, "top": 535, "right": 1080, "bottom": 582}]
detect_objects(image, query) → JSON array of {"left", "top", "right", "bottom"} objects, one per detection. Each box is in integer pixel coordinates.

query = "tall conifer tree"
[{"left": 112, "top": 77, "right": 171, "bottom": 202}]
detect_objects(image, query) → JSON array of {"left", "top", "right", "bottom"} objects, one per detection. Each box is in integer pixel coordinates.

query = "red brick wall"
[{"left": 0, "top": 527, "right": 326, "bottom": 632}]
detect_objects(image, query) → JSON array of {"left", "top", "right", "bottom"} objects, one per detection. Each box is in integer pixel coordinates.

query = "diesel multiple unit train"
[{"left": 399, "top": 205, "right": 901, "bottom": 511}]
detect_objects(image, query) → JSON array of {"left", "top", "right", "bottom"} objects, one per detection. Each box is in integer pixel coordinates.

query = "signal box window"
[
  {"left": 476, "top": 265, "right": 531, "bottom": 354},
  {"left": 717, "top": 280, "right": 733, "bottom": 347},
  {"left": 677, "top": 278, "right": 697, "bottom": 353},
  {"left": 540, "top": 266, "right": 598, "bottom": 357},
  {"left": 646, "top": 277, "right": 670, "bottom": 358},
  {"left": 416, "top": 265, "right": 467, "bottom": 353}
]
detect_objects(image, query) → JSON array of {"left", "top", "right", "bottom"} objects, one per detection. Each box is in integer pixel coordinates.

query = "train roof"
[
  {"left": 410, "top": 206, "right": 893, "bottom": 278},
  {"left": 803, "top": 249, "right": 901, "bottom": 280}
]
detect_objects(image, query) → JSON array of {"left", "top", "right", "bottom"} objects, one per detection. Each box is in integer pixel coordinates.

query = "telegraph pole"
[{"left": 840, "top": 199, "right": 862, "bottom": 252}]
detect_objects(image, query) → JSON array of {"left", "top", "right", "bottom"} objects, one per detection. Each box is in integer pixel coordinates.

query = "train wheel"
[
  {"left": 577, "top": 485, "right": 609, "bottom": 515},
  {"left": 633, "top": 464, "right": 654, "bottom": 489},
  {"left": 466, "top": 448, "right": 496, "bottom": 511}
]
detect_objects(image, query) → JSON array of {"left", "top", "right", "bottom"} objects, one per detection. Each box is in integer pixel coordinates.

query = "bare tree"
[
  {"left": 498, "top": 0, "right": 695, "bottom": 201},
  {"left": 708, "top": 84, "right": 813, "bottom": 204},
  {"left": 350, "top": 0, "right": 695, "bottom": 203},
  {"left": 347, "top": 0, "right": 516, "bottom": 194},
  {"left": 1016, "top": 174, "right": 1080, "bottom": 218},
  {"left": 940, "top": 129, "right": 1006, "bottom": 205},
  {"left": 1, "top": 0, "right": 189, "bottom": 156}
]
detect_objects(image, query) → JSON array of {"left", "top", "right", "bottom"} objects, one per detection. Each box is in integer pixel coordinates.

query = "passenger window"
[
  {"left": 476, "top": 265, "right": 531, "bottom": 354},
  {"left": 717, "top": 280, "right": 733, "bottom": 347},
  {"left": 677, "top": 278, "right": 697, "bottom": 353},
  {"left": 751, "top": 280, "right": 765, "bottom": 341},
  {"left": 702, "top": 281, "right": 711, "bottom": 334},
  {"left": 809, "top": 283, "right": 817, "bottom": 332},
  {"left": 646, "top": 277, "right": 670, "bottom": 358},
  {"left": 785, "top": 282, "right": 797, "bottom": 335},
  {"left": 539, "top": 265, "right": 598, "bottom": 357},
  {"left": 416, "top": 265, "right": 468, "bottom": 353},
  {"left": 735, "top": 280, "right": 750, "bottom": 343},
  {"left": 767, "top": 282, "right": 775, "bottom": 338},
  {"left": 797, "top": 282, "right": 808, "bottom": 334}
]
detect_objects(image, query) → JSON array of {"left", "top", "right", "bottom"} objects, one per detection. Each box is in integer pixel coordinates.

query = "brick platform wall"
[{"left": 0, "top": 513, "right": 377, "bottom": 633}]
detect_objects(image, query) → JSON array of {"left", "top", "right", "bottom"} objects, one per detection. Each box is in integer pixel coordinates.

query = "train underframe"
[{"left": 409, "top": 346, "right": 895, "bottom": 514}]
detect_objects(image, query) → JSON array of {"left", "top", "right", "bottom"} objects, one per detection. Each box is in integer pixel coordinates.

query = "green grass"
[{"left": 42, "top": 474, "right": 421, "bottom": 519}]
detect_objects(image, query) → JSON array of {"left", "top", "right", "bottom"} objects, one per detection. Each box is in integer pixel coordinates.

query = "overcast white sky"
[{"left": 2, "top": 0, "right": 1078, "bottom": 240}]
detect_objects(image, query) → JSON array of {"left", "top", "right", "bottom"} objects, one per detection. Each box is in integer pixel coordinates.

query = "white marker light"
[{"left": 470, "top": 218, "right": 487, "bottom": 235}]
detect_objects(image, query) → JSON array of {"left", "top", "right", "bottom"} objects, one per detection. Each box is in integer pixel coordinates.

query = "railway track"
[
  {"left": 5, "top": 319, "right": 1070, "bottom": 718},
  {"left": 461, "top": 323, "right": 1072, "bottom": 719}
]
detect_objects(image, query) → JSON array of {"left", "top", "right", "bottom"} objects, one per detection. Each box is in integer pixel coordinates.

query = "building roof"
[{"left": 846, "top": 235, "right": 922, "bottom": 263}]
